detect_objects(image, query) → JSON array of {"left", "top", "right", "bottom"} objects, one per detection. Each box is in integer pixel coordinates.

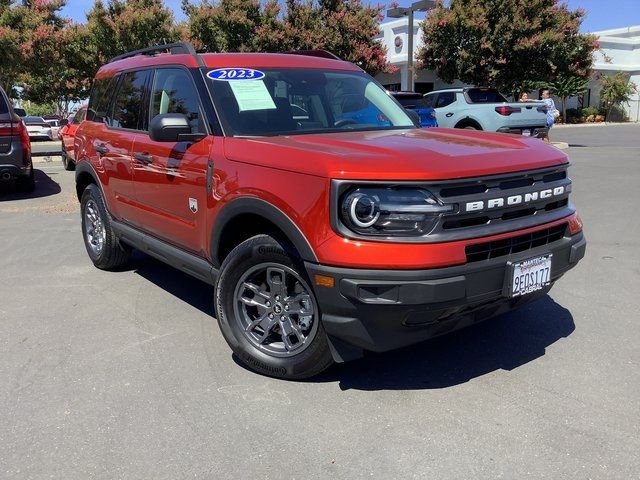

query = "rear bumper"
[
  {"left": 497, "top": 126, "right": 548, "bottom": 138},
  {"left": 0, "top": 140, "right": 30, "bottom": 179},
  {"left": 306, "top": 231, "right": 585, "bottom": 361}
]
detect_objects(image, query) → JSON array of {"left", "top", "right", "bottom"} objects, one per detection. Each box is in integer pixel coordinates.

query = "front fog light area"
[{"left": 340, "top": 187, "right": 451, "bottom": 237}]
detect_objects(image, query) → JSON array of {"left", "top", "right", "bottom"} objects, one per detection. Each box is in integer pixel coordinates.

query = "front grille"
[{"left": 465, "top": 223, "right": 567, "bottom": 263}]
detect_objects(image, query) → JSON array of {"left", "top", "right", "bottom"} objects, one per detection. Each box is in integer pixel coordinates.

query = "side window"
[
  {"left": 435, "top": 92, "right": 456, "bottom": 108},
  {"left": 87, "top": 77, "right": 116, "bottom": 123},
  {"left": 110, "top": 70, "right": 151, "bottom": 130},
  {"left": 422, "top": 94, "right": 436, "bottom": 108},
  {"left": 150, "top": 68, "right": 202, "bottom": 133},
  {"left": 72, "top": 109, "right": 86, "bottom": 125}
]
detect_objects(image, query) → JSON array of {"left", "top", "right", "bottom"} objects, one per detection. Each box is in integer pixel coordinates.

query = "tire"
[
  {"left": 61, "top": 144, "right": 75, "bottom": 171},
  {"left": 16, "top": 166, "right": 35, "bottom": 193},
  {"left": 215, "top": 235, "right": 333, "bottom": 380},
  {"left": 463, "top": 126, "right": 478, "bottom": 130},
  {"left": 80, "top": 184, "right": 130, "bottom": 270}
]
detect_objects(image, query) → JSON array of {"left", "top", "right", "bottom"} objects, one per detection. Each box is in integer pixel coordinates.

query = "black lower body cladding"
[{"left": 305, "top": 231, "right": 586, "bottom": 361}]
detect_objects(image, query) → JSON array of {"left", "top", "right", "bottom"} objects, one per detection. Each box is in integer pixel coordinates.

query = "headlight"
[{"left": 340, "top": 187, "right": 452, "bottom": 237}]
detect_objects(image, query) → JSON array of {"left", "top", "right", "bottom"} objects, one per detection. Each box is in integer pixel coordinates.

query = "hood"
[{"left": 223, "top": 127, "right": 568, "bottom": 181}]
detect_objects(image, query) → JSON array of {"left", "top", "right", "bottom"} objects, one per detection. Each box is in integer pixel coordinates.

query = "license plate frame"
[{"left": 504, "top": 254, "right": 553, "bottom": 298}]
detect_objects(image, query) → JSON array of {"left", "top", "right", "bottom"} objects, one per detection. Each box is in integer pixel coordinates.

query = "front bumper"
[{"left": 306, "top": 231, "right": 586, "bottom": 361}]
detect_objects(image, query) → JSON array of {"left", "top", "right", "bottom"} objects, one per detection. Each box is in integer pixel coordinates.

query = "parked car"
[
  {"left": 59, "top": 106, "right": 87, "bottom": 170},
  {"left": 391, "top": 91, "right": 438, "bottom": 128},
  {"left": 0, "top": 87, "right": 34, "bottom": 191},
  {"left": 22, "top": 116, "right": 53, "bottom": 140},
  {"left": 424, "top": 87, "right": 548, "bottom": 137},
  {"left": 74, "top": 43, "right": 585, "bottom": 379}
]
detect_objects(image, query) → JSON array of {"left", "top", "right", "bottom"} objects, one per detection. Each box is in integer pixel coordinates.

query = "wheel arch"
[
  {"left": 75, "top": 161, "right": 103, "bottom": 202},
  {"left": 211, "top": 198, "right": 318, "bottom": 269},
  {"left": 454, "top": 117, "right": 483, "bottom": 130}
]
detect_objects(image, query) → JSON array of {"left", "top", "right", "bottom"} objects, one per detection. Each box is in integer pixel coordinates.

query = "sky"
[{"left": 62, "top": 0, "right": 640, "bottom": 33}]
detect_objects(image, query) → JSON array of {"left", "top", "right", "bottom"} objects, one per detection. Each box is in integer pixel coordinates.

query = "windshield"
[{"left": 207, "top": 68, "right": 415, "bottom": 136}]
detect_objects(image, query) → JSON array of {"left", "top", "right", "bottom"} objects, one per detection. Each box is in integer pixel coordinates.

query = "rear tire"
[
  {"left": 61, "top": 145, "right": 75, "bottom": 171},
  {"left": 215, "top": 235, "right": 333, "bottom": 380},
  {"left": 80, "top": 184, "right": 130, "bottom": 270},
  {"left": 16, "top": 166, "right": 35, "bottom": 193}
]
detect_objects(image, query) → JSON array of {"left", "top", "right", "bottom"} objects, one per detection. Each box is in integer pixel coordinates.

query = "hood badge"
[{"left": 189, "top": 198, "right": 198, "bottom": 213}]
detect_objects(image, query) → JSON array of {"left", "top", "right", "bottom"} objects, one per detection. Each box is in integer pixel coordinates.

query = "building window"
[
  {"left": 414, "top": 82, "right": 434, "bottom": 94},
  {"left": 384, "top": 83, "right": 402, "bottom": 92}
]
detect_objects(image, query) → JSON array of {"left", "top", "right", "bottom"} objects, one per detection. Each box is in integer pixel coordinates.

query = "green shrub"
[{"left": 580, "top": 106, "right": 600, "bottom": 118}]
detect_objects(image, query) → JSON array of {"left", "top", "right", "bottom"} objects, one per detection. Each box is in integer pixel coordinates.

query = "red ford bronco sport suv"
[{"left": 74, "top": 43, "right": 586, "bottom": 379}]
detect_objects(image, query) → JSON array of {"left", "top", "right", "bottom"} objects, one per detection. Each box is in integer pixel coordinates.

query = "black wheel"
[
  {"left": 80, "top": 184, "right": 130, "bottom": 269},
  {"left": 215, "top": 235, "right": 333, "bottom": 380},
  {"left": 61, "top": 144, "right": 75, "bottom": 171},
  {"left": 16, "top": 165, "right": 35, "bottom": 193}
]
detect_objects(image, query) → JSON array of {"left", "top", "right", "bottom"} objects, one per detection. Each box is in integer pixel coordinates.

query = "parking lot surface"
[{"left": 1, "top": 125, "right": 639, "bottom": 479}]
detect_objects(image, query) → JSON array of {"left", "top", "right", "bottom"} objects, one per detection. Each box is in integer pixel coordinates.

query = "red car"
[
  {"left": 59, "top": 105, "right": 87, "bottom": 171},
  {"left": 74, "top": 43, "right": 586, "bottom": 379}
]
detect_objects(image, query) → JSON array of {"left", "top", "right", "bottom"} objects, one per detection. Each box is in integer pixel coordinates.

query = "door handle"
[
  {"left": 445, "top": 112, "right": 454, "bottom": 117},
  {"left": 134, "top": 152, "right": 153, "bottom": 164},
  {"left": 94, "top": 144, "right": 108, "bottom": 155}
]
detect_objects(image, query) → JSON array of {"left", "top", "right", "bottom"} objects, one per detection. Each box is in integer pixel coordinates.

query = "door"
[
  {"left": 131, "top": 67, "right": 212, "bottom": 255},
  {"left": 98, "top": 69, "right": 152, "bottom": 222},
  {"left": 432, "top": 91, "right": 457, "bottom": 127}
]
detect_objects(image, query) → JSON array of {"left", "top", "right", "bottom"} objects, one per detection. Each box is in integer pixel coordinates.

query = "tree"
[
  {"left": 0, "top": 0, "right": 93, "bottom": 114},
  {"left": 599, "top": 72, "right": 637, "bottom": 122},
  {"left": 417, "top": 0, "right": 598, "bottom": 96},
  {"left": 548, "top": 75, "right": 589, "bottom": 123},
  {"left": 183, "top": 0, "right": 393, "bottom": 75},
  {"left": 87, "top": 0, "right": 181, "bottom": 70}
]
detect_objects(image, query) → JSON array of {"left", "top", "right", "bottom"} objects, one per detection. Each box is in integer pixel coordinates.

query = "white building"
[{"left": 375, "top": 19, "right": 640, "bottom": 122}]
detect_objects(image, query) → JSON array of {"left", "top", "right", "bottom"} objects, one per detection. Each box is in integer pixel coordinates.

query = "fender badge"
[{"left": 189, "top": 198, "right": 198, "bottom": 213}]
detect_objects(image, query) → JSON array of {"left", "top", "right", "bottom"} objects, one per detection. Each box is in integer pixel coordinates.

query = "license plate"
[
  {"left": 509, "top": 254, "right": 552, "bottom": 297},
  {"left": 522, "top": 129, "right": 531, "bottom": 136}
]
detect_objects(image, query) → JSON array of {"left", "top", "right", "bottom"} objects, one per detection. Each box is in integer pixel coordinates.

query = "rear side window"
[
  {"left": 150, "top": 68, "right": 203, "bottom": 133},
  {"left": 435, "top": 92, "right": 456, "bottom": 108},
  {"left": 72, "top": 108, "right": 86, "bottom": 125},
  {"left": 111, "top": 70, "right": 151, "bottom": 130},
  {"left": 422, "top": 94, "right": 436, "bottom": 108},
  {"left": 87, "top": 77, "right": 116, "bottom": 123},
  {"left": 466, "top": 88, "right": 508, "bottom": 103}
]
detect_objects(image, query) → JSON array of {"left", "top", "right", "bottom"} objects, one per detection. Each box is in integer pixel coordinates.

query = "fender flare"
[
  {"left": 454, "top": 116, "right": 483, "bottom": 130},
  {"left": 74, "top": 161, "right": 104, "bottom": 201},
  {"left": 210, "top": 197, "right": 318, "bottom": 267}
]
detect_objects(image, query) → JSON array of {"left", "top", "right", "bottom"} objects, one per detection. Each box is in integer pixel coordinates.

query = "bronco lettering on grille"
[{"left": 465, "top": 186, "right": 566, "bottom": 213}]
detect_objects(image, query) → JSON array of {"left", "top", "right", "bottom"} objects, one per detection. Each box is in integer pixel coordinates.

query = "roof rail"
[
  {"left": 109, "top": 42, "right": 205, "bottom": 67},
  {"left": 284, "top": 50, "right": 342, "bottom": 61}
]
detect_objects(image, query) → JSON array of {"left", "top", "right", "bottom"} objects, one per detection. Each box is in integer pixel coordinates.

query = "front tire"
[
  {"left": 215, "top": 235, "right": 333, "bottom": 380},
  {"left": 80, "top": 184, "right": 130, "bottom": 269}
]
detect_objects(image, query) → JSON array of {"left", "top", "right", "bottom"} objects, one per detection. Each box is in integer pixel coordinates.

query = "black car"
[{"left": 0, "top": 88, "right": 34, "bottom": 192}]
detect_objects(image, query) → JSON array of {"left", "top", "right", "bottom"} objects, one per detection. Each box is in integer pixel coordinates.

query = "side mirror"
[
  {"left": 405, "top": 108, "right": 421, "bottom": 127},
  {"left": 149, "top": 113, "right": 204, "bottom": 143},
  {"left": 59, "top": 119, "right": 69, "bottom": 126}
]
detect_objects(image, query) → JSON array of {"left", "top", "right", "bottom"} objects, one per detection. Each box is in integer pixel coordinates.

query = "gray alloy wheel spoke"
[
  {"left": 243, "top": 282, "right": 271, "bottom": 300},
  {"left": 239, "top": 295, "right": 268, "bottom": 310},
  {"left": 280, "top": 319, "right": 305, "bottom": 350},
  {"left": 266, "top": 267, "right": 288, "bottom": 298}
]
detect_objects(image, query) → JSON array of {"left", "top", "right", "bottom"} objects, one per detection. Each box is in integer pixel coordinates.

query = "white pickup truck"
[{"left": 423, "top": 87, "right": 548, "bottom": 138}]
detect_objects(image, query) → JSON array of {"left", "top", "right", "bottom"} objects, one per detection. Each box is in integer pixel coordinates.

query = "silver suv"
[{"left": 0, "top": 87, "right": 34, "bottom": 192}]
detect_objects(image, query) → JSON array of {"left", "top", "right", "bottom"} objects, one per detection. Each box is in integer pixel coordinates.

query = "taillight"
[
  {"left": 495, "top": 105, "right": 521, "bottom": 116},
  {"left": 16, "top": 120, "right": 31, "bottom": 155},
  {"left": 0, "top": 121, "right": 14, "bottom": 137}
]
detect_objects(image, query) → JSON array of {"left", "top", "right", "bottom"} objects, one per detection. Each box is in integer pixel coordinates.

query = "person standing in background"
[{"left": 540, "top": 88, "right": 556, "bottom": 144}]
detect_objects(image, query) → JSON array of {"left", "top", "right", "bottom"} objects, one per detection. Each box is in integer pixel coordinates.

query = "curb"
[
  {"left": 33, "top": 155, "right": 62, "bottom": 164},
  {"left": 554, "top": 122, "right": 638, "bottom": 129}
]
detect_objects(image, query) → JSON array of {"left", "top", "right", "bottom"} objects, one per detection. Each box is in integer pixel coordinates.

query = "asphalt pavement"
[{"left": 1, "top": 125, "right": 639, "bottom": 479}]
